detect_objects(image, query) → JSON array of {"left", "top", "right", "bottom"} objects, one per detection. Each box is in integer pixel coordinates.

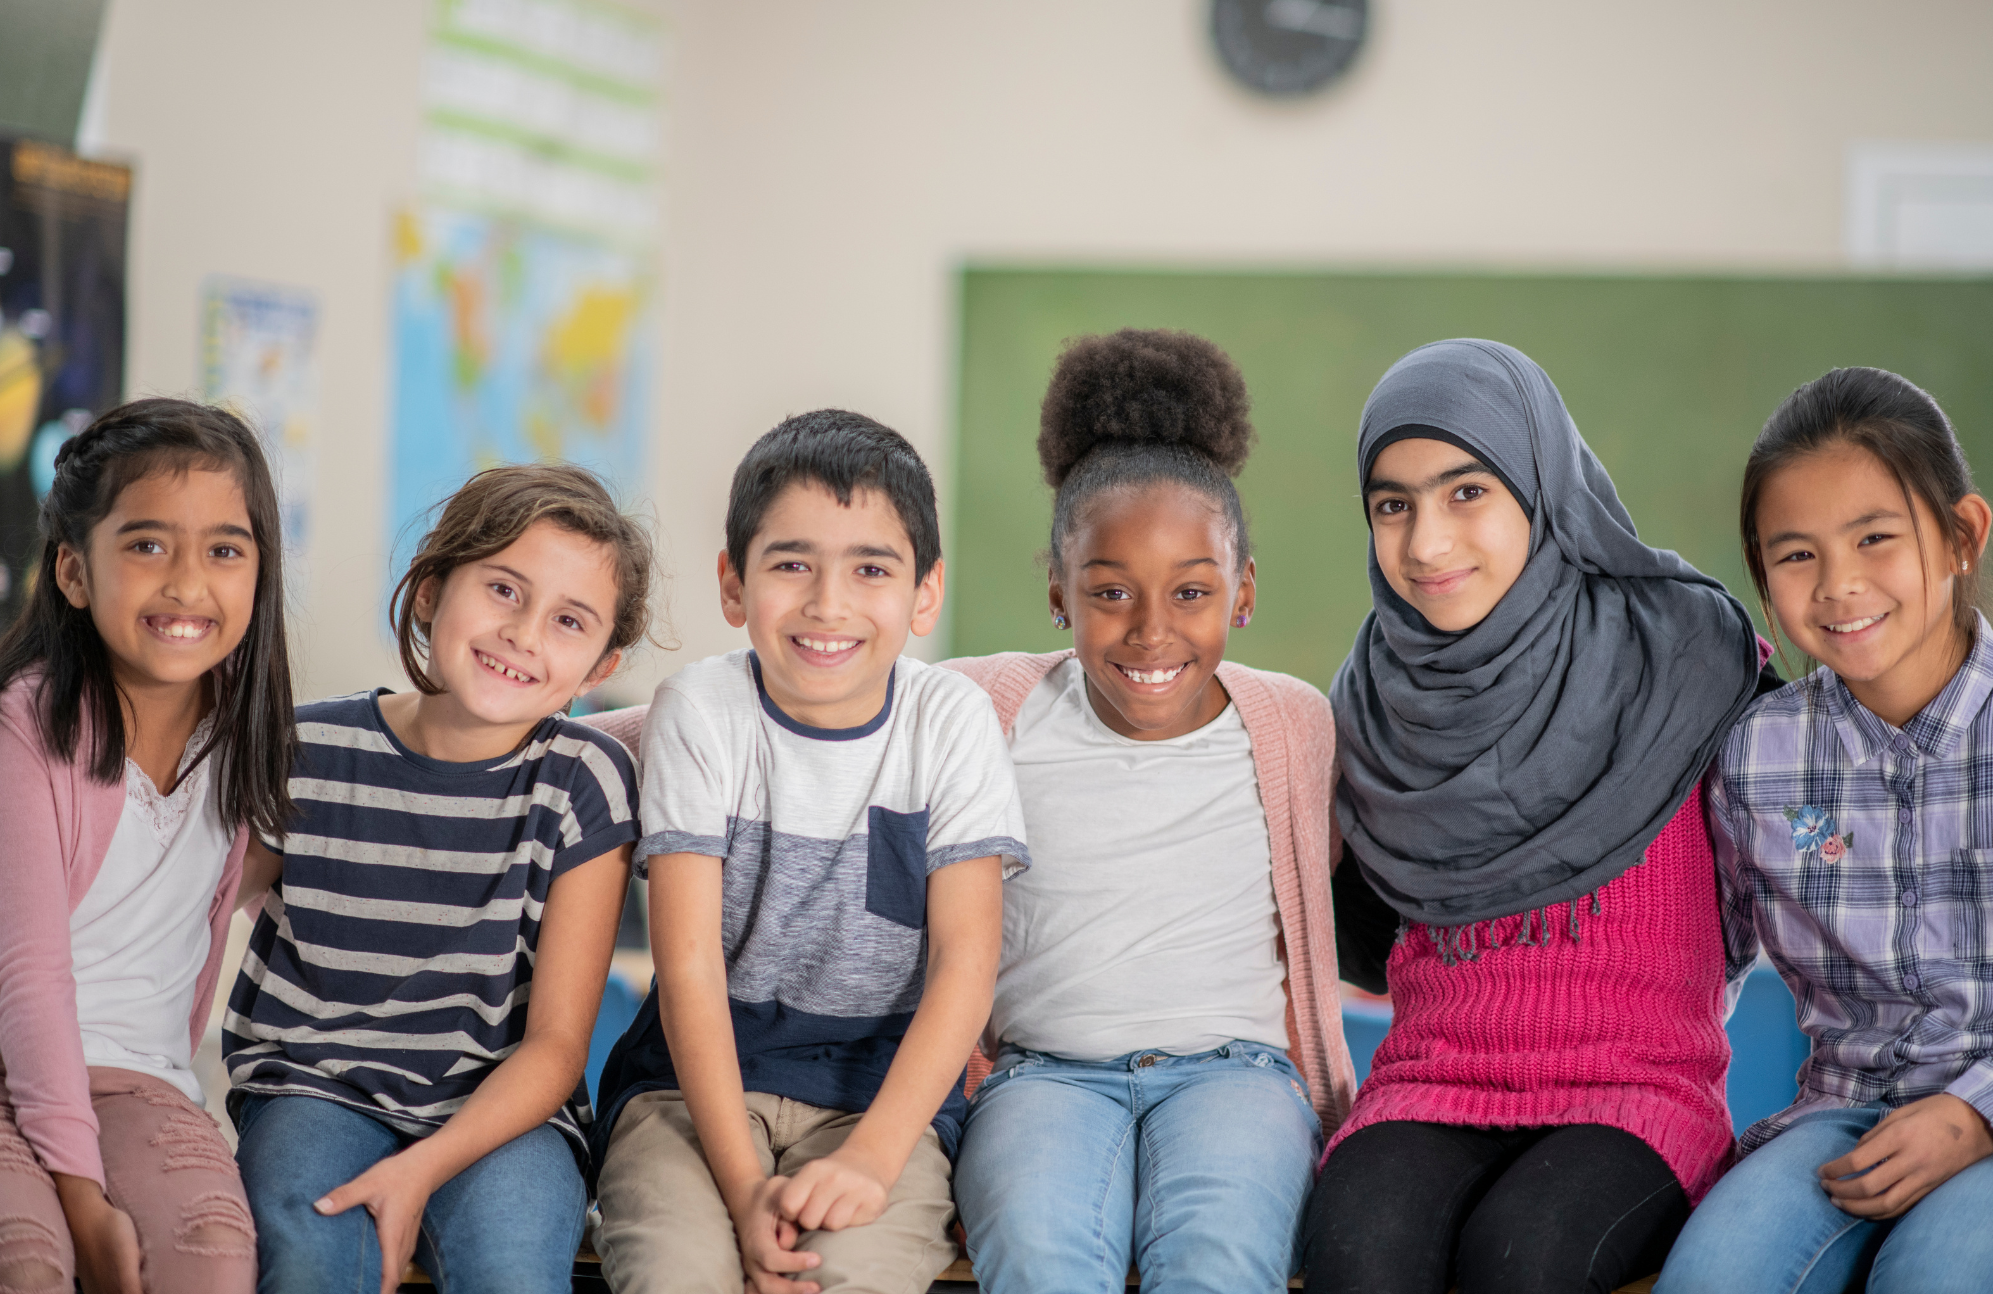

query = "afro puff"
[
  {"left": 1037, "top": 328, "right": 1255, "bottom": 489},
  {"left": 1037, "top": 329, "right": 1258, "bottom": 574}
]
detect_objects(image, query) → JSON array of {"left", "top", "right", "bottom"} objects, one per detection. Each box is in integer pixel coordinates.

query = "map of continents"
[{"left": 390, "top": 206, "right": 650, "bottom": 569}]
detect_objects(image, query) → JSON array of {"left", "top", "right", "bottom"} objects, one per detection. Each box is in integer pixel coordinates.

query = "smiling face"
[
  {"left": 413, "top": 518, "right": 624, "bottom": 736},
  {"left": 1756, "top": 441, "right": 1991, "bottom": 726},
  {"left": 55, "top": 465, "right": 259, "bottom": 699},
  {"left": 720, "top": 481, "right": 943, "bottom": 730},
  {"left": 1051, "top": 482, "right": 1252, "bottom": 741},
  {"left": 1364, "top": 436, "right": 1532, "bottom": 633}
]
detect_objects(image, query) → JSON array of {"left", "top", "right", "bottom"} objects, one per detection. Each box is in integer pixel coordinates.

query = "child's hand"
[
  {"left": 776, "top": 1148, "right": 892, "bottom": 1233},
  {"left": 55, "top": 1175, "right": 143, "bottom": 1294},
  {"left": 729, "top": 1176, "right": 824, "bottom": 1294},
  {"left": 313, "top": 1150, "right": 442, "bottom": 1294},
  {"left": 1819, "top": 1093, "right": 1993, "bottom": 1219}
]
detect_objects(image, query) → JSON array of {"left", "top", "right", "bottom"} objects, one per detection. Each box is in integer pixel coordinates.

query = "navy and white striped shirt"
[{"left": 223, "top": 690, "right": 639, "bottom": 1158}]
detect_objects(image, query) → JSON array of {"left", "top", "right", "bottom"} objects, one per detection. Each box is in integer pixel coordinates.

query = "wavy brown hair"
[
  {"left": 390, "top": 463, "right": 657, "bottom": 695},
  {"left": 0, "top": 398, "right": 296, "bottom": 837}
]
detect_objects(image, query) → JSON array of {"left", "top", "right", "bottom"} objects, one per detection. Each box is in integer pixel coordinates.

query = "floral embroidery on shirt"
[{"left": 1783, "top": 804, "right": 1853, "bottom": 860}]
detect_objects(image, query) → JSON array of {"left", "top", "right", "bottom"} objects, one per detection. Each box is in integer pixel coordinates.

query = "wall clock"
[{"left": 1211, "top": 0, "right": 1369, "bottom": 97}]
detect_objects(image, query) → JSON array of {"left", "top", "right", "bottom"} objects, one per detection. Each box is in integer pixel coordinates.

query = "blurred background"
[{"left": 3, "top": 0, "right": 1989, "bottom": 1140}]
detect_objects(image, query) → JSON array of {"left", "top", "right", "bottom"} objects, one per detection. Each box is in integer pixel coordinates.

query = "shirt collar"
[{"left": 1826, "top": 613, "right": 1993, "bottom": 764}]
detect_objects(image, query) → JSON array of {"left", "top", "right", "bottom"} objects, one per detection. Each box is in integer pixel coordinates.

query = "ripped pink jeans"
[{"left": 0, "top": 1067, "right": 255, "bottom": 1294}]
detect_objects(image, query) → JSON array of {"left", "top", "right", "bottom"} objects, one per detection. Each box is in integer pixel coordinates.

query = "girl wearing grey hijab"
[{"left": 1303, "top": 340, "right": 1768, "bottom": 1294}]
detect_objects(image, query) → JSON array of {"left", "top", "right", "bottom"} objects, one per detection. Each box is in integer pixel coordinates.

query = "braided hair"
[
  {"left": 1038, "top": 329, "right": 1257, "bottom": 575},
  {"left": 0, "top": 398, "right": 296, "bottom": 836}
]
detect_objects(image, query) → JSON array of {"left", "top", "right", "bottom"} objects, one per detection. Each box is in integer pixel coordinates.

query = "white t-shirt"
[
  {"left": 71, "top": 716, "right": 228, "bottom": 1104},
  {"left": 989, "top": 658, "right": 1289, "bottom": 1061}
]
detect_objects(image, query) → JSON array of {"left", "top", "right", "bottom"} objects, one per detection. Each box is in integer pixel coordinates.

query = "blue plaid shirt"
[{"left": 1712, "top": 616, "right": 1993, "bottom": 1153}]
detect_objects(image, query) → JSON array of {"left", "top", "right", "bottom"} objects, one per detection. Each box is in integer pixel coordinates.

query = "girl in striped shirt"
[{"left": 225, "top": 465, "right": 654, "bottom": 1294}]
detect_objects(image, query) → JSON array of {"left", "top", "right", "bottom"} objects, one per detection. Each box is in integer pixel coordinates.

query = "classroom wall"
[
  {"left": 85, "top": 0, "right": 1993, "bottom": 698},
  {"left": 951, "top": 269, "right": 1993, "bottom": 686}
]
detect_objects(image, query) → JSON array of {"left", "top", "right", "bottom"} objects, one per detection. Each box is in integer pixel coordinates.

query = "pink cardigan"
[
  {"left": 0, "top": 676, "right": 247, "bottom": 1189},
  {"left": 939, "top": 651, "right": 1356, "bottom": 1129}
]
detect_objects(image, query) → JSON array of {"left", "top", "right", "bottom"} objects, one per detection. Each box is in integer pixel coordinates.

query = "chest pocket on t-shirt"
[{"left": 866, "top": 806, "right": 931, "bottom": 929}]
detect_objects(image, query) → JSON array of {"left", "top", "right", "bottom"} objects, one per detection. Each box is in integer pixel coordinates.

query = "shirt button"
[
  {"left": 1905, "top": 972, "right": 1922, "bottom": 991},
  {"left": 1903, "top": 890, "right": 1919, "bottom": 906},
  {"left": 1899, "top": 808, "right": 1913, "bottom": 824}
]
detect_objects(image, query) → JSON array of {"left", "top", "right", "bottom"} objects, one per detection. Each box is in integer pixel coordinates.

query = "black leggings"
[{"left": 1303, "top": 1121, "right": 1690, "bottom": 1294}]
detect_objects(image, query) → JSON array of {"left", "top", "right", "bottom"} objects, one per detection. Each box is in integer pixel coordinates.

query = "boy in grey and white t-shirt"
[{"left": 592, "top": 410, "right": 1028, "bottom": 1294}]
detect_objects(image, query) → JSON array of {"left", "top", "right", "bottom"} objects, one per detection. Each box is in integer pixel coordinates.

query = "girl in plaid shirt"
[{"left": 1659, "top": 368, "right": 1993, "bottom": 1294}]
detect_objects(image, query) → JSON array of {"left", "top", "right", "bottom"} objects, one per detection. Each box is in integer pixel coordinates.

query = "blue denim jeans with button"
[{"left": 955, "top": 1042, "right": 1321, "bottom": 1294}]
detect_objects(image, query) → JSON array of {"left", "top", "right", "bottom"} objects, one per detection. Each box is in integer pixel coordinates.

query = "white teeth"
[
  {"left": 153, "top": 619, "right": 208, "bottom": 639},
  {"left": 1121, "top": 664, "right": 1186, "bottom": 685},
  {"left": 1825, "top": 615, "right": 1884, "bottom": 634},
  {"left": 798, "top": 638, "right": 858, "bottom": 653},
  {"left": 477, "top": 651, "right": 533, "bottom": 683}
]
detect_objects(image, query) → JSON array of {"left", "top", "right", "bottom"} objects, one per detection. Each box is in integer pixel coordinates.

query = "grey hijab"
[{"left": 1331, "top": 339, "right": 1760, "bottom": 929}]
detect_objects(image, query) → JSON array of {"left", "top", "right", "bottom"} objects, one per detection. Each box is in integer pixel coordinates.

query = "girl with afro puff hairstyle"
[{"left": 941, "top": 329, "right": 1356, "bottom": 1293}]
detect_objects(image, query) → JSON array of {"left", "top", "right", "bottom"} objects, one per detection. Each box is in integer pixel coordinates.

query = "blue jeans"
[
  {"left": 955, "top": 1042, "right": 1322, "bottom": 1294},
  {"left": 1657, "top": 1104, "right": 1993, "bottom": 1294},
  {"left": 235, "top": 1094, "right": 586, "bottom": 1294}
]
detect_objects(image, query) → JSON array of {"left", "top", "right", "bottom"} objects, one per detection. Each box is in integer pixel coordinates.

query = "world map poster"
[{"left": 387, "top": 204, "right": 652, "bottom": 570}]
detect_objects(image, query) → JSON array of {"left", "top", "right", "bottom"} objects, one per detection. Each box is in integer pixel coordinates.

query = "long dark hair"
[
  {"left": 0, "top": 398, "right": 296, "bottom": 837},
  {"left": 1741, "top": 366, "right": 1983, "bottom": 661}
]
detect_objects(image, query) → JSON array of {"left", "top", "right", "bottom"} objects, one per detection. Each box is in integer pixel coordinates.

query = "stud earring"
[
  {"left": 1233, "top": 613, "right": 1250, "bottom": 628},
  {"left": 1052, "top": 613, "right": 1069, "bottom": 630}
]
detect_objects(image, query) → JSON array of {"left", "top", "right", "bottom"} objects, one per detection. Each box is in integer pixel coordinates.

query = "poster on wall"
[
  {"left": 0, "top": 136, "right": 129, "bottom": 627},
  {"left": 200, "top": 277, "right": 319, "bottom": 600},
  {"left": 389, "top": 0, "right": 660, "bottom": 570},
  {"left": 389, "top": 207, "right": 652, "bottom": 568}
]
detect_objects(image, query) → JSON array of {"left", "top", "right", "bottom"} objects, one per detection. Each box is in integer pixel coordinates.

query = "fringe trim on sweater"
[{"left": 1411, "top": 891, "right": 1605, "bottom": 967}]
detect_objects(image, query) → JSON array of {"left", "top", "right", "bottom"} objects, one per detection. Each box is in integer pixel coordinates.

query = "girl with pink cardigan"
[
  {"left": 0, "top": 401, "right": 295, "bottom": 1294},
  {"left": 1306, "top": 341, "right": 1772, "bottom": 1294},
  {"left": 944, "top": 331, "right": 1355, "bottom": 1294}
]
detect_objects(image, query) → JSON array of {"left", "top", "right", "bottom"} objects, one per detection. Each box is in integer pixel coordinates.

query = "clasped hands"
[{"left": 729, "top": 1148, "right": 893, "bottom": 1294}]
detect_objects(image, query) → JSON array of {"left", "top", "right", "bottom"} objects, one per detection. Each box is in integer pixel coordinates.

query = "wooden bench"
[{"left": 399, "top": 1247, "right": 1660, "bottom": 1291}]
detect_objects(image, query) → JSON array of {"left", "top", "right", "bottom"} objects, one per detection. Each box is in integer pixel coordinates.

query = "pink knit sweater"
[
  {"left": 1325, "top": 783, "right": 1736, "bottom": 1202},
  {"left": 0, "top": 675, "right": 248, "bottom": 1189},
  {"left": 940, "top": 651, "right": 1357, "bottom": 1129}
]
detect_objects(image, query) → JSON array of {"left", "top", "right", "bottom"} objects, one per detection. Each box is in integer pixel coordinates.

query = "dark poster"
[{"left": 0, "top": 136, "right": 129, "bottom": 626}]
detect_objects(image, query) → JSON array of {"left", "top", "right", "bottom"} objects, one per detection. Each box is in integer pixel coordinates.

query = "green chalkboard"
[{"left": 950, "top": 268, "right": 1993, "bottom": 690}]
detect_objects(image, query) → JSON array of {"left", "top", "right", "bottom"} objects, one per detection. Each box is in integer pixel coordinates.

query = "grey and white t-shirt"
[
  {"left": 990, "top": 657, "right": 1289, "bottom": 1061},
  {"left": 592, "top": 649, "right": 1028, "bottom": 1158}
]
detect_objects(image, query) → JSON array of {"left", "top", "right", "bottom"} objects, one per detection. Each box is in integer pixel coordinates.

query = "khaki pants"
[{"left": 595, "top": 1090, "right": 958, "bottom": 1294}]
